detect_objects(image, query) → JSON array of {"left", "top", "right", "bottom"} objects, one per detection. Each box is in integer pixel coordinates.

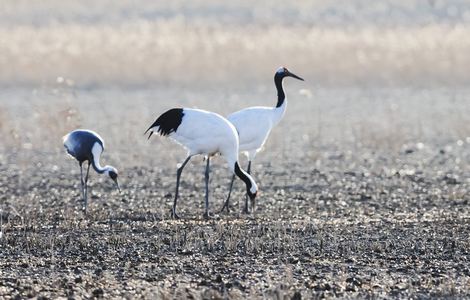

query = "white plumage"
[
  {"left": 221, "top": 66, "right": 304, "bottom": 213},
  {"left": 170, "top": 109, "right": 239, "bottom": 161},
  {"left": 146, "top": 108, "right": 258, "bottom": 219},
  {"left": 228, "top": 106, "right": 285, "bottom": 160}
]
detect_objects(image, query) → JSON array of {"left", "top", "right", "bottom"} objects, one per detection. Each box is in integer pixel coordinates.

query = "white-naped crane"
[
  {"left": 221, "top": 66, "right": 304, "bottom": 213},
  {"left": 145, "top": 108, "right": 258, "bottom": 219},
  {"left": 63, "top": 129, "right": 120, "bottom": 213}
]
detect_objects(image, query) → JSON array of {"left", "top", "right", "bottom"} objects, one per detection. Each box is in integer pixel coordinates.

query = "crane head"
[
  {"left": 276, "top": 66, "right": 304, "bottom": 81},
  {"left": 246, "top": 181, "right": 258, "bottom": 212},
  {"left": 106, "top": 167, "right": 121, "bottom": 192},
  {"left": 248, "top": 190, "right": 258, "bottom": 212}
]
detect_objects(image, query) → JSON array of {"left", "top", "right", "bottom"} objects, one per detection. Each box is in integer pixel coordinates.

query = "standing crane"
[
  {"left": 63, "top": 129, "right": 120, "bottom": 213},
  {"left": 221, "top": 67, "right": 304, "bottom": 213},
  {"left": 145, "top": 108, "right": 258, "bottom": 219}
]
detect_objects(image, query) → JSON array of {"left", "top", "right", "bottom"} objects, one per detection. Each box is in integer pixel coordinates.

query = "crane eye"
[{"left": 109, "top": 171, "right": 118, "bottom": 180}]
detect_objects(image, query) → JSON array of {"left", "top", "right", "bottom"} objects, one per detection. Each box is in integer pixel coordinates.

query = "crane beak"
[
  {"left": 250, "top": 192, "right": 257, "bottom": 213},
  {"left": 113, "top": 179, "right": 121, "bottom": 193},
  {"left": 287, "top": 71, "right": 304, "bottom": 81}
]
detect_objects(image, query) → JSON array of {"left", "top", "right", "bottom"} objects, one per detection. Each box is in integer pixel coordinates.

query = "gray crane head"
[{"left": 105, "top": 166, "right": 120, "bottom": 192}]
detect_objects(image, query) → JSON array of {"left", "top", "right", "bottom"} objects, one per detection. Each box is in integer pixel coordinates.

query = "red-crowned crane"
[
  {"left": 145, "top": 108, "right": 258, "bottom": 219},
  {"left": 221, "top": 67, "right": 304, "bottom": 213},
  {"left": 63, "top": 129, "right": 120, "bottom": 213}
]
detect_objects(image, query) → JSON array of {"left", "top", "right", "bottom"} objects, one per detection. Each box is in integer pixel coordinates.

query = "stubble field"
[
  {"left": 2, "top": 1, "right": 470, "bottom": 299},
  {"left": 1, "top": 86, "right": 470, "bottom": 299}
]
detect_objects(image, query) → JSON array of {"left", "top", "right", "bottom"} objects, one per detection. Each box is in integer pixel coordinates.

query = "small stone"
[{"left": 92, "top": 288, "right": 104, "bottom": 298}]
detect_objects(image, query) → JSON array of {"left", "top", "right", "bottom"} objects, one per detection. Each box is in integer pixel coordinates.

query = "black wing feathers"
[{"left": 145, "top": 108, "right": 184, "bottom": 139}]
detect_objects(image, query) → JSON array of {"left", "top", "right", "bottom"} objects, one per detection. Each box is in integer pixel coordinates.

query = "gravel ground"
[{"left": 1, "top": 86, "right": 470, "bottom": 298}]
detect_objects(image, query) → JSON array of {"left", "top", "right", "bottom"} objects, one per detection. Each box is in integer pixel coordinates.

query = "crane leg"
[
  {"left": 83, "top": 162, "right": 91, "bottom": 214},
  {"left": 172, "top": 156, "right": 191, "bottom": 219},
  {"left": 220, "top": 174, "right": 235, "bottom": 213},
  {"left": 79, "top": 162, "right": 86, "bottom": 213},
  {"left": 242, "top": 161, "right": 252, "bottom": 214},
  {"left": 203, "top": 156, "right": 211, "bottom": 219}
]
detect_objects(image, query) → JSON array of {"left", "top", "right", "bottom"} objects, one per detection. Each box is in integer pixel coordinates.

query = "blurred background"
[
  {"left": 0, "top": 0, "right": 469, "bottom": 172},
  {"left": 2, "top": 0, "right": 470, "bottom": 87}
]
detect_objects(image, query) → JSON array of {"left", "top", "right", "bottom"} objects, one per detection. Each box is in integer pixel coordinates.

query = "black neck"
[
  {"left": 274, "top": 74, "right": 285, "bottom": 108},
  {"left": 234, "top": 162, "right": 252, "bottom": 191}
]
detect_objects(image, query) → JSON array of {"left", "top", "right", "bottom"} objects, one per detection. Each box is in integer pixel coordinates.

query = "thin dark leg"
[
  {"left": 172, "top": 156, "right": 191, "bottom": 219},
  {"left": 242, "top": 161, "right": 252, "bottom": 214},
  {"left": 203, "top": 157, "right": 210, "bottom": 219},
  {"left": 220, "top": 174, "right": 236, "bottom": 213},
  {"left": 79, "top": 162, "right": 86, "bottom": 212},
  {"left": 83, "top": 162, "right": 91, "bottom": 213}
]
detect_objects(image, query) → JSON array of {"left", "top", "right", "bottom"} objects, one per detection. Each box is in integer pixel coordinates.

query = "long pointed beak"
[
  {"left": 288, "top": 72, "right": 304, "bottom": 81},
  {"left": 114, "top": 179, "right": 121, "bottom": 193}
]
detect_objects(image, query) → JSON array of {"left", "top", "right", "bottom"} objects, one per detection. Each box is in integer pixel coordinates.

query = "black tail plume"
[{"left": 145, "top": 108, "right": 184, "bottom": 138}]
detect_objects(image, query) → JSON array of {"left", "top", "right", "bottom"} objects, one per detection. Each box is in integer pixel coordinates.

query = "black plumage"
[{"left": 145, "top": 108, "right": 184, "bottom": 139}]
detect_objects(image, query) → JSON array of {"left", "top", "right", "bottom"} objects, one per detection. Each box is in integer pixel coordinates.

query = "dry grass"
[
  {"left": 2, "top": 86, "right": 470, "bottom": 170},
  {"left": 1, "top": 22, "right": 470, "bottom": 87}
]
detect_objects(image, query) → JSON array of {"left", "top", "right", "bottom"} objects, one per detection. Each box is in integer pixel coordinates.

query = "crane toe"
[
  {"left": 203, "top": 211, "right": 211, "bottom": 220},
  {"left": 170, "top": 209, "right": 180, "bottom": 220},
  {"left": 219, "top": 202, "right": 231, "bottom": 213}
]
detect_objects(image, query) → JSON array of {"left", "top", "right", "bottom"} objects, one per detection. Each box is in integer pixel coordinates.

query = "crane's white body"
[
  {"left": 227, "top": 101, "right": 287, "bottom": 161},
  {"left": 147, "top": 107, "right": 258, "bottom": 218},
  {"left": 168, "top": 108, "right": 242, "bottom": 173},
  {"left": 220, "top": 66, "right": 303, "bottom": 214}
]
